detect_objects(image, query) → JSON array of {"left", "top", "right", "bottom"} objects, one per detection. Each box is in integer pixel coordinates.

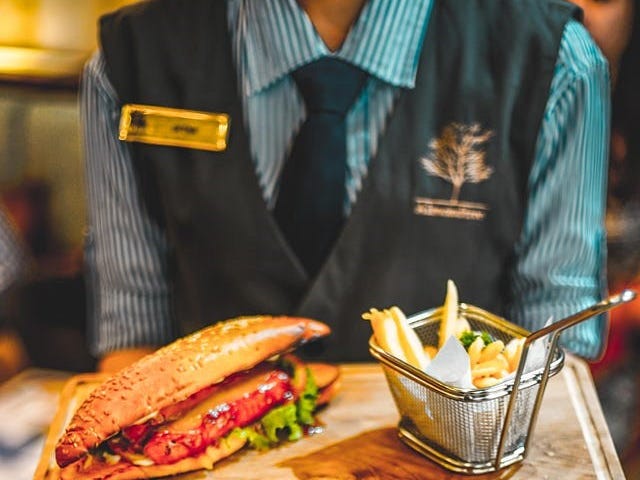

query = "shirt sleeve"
[
  {"left": 82, "top": 51, "right": 177, "bottom": 356},
  {"left": 506, "top": 19, "right": 610, "bottom": 359}
]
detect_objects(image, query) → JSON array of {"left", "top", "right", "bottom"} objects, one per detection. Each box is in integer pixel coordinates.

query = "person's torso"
[{"left": 99, "top": 0, "right": 575, "bottom": 361}]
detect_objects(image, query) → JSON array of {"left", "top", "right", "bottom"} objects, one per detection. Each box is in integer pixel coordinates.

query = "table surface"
[{"left": 0, "top": 355, "right": 626, "bottom": 480}]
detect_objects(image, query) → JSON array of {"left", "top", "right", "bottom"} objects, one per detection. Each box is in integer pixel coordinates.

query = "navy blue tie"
[{"left": 274, "top": 57, "right": 368, "bottom": 276}]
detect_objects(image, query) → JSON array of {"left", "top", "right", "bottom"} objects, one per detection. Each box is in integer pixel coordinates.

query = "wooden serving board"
[
  {"left": 187, "top": 359, "right": 623, "bottom": 480},
  {"left": 26, "top": 357, "right": 623, "bottom": 480}
]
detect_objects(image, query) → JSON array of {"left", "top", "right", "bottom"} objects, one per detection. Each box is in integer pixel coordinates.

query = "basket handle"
[
  {"left": 525, "top": 289, "right": 637, "bottom": 344},
  {"left": 494, "top": 289, "right": 637, "bottom": 470}
]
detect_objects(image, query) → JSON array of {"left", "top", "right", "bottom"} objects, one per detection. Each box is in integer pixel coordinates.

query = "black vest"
[{"left": 100, "top": 0, "right": 577, "bottom": 361}]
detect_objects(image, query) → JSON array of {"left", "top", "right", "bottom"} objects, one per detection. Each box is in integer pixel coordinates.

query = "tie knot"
[{"left": 292, "top": 57, "right": 368, "bottom": 116}]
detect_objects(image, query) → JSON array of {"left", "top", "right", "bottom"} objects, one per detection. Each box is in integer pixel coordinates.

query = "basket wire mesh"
[{"left": 369, "top": 290, "right": 637, "bottom": 474}]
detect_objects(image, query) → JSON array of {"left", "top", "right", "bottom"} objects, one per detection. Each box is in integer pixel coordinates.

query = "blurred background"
[
  {"left": 0, "top": 1, "right": 139, "bottom": 378},
  {"left": 0, "top": 0, "right": 637, "bottom": 477}
]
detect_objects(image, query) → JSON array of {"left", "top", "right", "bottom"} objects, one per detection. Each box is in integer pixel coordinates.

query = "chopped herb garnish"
[{"left": 458, "top": 330, "right": 495, "bottom": 350}]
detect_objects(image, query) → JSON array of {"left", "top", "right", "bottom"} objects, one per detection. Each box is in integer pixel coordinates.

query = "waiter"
[{"left": 82, "top": 0, "right": 610, "bottom": 371}]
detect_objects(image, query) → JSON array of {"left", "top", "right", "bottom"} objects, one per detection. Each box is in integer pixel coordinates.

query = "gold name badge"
[{"left": 119, "top": 104, "right": 230, "bottom": 151}]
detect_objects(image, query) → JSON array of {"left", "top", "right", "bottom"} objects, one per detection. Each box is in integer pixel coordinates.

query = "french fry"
[
  {"left": 467, "top": 336, "right": 484, "bottom": 366},
  {"left": 454, "top": 317, "right": 471, "bottom": 338},
  {"left": 362, "top": 308, "right": 407, "bottom": 363},
  {"left": 364, "top": 280, "right": 529, "bottom": 390},
  {"left": 423, "top": 345, "right": 438, "bottom": 360},
  {"left": 504, "top": 338, "right": 525, "bottom": 372},
  {"left": 389, "top": 306, "right": 430, "bottom": 370},
  {"left": 494, "top": 353, "right": 509, "bottom": 370},
  {"left": 474, "top": 376, "right": 501, "bottom": 388},
  {"left": 478, "top": 340, "right": 505, "bottom": 363},
  {"left": 471, "top": 358, "right": 504, "bottom": 378},
  {"left": 439, "top": 279, "right": 459, "bottom": 349}
]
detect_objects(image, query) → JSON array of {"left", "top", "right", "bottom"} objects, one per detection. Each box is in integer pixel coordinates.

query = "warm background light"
[
  {"left": 0, "top": 0, "right": 137, "bottom": 49},
  {"left": 0, "top": 0, "right": 138, "bottom": 81},
  {"left": 0, "top": 1, "right": 140, "bottom": 253}
]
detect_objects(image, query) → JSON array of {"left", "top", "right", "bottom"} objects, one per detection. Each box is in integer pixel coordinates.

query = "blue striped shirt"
[{"left": 83, "top": 0, "right": 610, "bottom": 358}]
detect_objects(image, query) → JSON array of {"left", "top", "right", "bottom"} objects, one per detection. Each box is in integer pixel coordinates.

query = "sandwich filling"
[{"left": 91, "top": 357, "right": 318, "bottom": 468}]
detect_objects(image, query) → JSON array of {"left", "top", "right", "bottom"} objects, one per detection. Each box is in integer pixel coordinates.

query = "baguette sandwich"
[{"left": 36, "top": 315, "right": 339, "bottom": 480}]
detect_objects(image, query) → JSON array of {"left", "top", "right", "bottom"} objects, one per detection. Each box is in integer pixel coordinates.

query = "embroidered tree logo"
[{"left": 420, "top": 123, "right": 494, "bottom": 203}]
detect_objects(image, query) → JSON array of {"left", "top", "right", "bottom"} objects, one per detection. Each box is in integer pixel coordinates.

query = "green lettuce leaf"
[
  {"left": 235, "top": 366, "right": 321, "bottom": 449},
  {"left": 296, "top": 367, "right": 318, "bottom": 426},
  {"left": 230, "top": 427, "right": 272, "bottom": 450},
  {"left": 261, "top": 403, "right": 302, "bottom": 442}
]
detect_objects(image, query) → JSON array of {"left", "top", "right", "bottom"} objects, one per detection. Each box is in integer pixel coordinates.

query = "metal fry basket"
[{"left": 369, "top": 290, "right": 637, "bottom": 475}]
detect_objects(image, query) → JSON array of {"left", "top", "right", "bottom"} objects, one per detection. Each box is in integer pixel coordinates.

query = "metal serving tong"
[{"left": 495, "top": 289, "right": 638, "bottom": 470}]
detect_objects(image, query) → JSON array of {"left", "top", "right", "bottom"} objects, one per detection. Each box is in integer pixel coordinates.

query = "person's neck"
[{"left": 297, "top": 0, "right": 367, "bottom": 51}]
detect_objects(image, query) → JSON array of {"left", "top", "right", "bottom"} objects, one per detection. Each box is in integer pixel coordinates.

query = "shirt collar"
[{"left": 238, "top": 0, "right": 433, "bottom": 96}]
